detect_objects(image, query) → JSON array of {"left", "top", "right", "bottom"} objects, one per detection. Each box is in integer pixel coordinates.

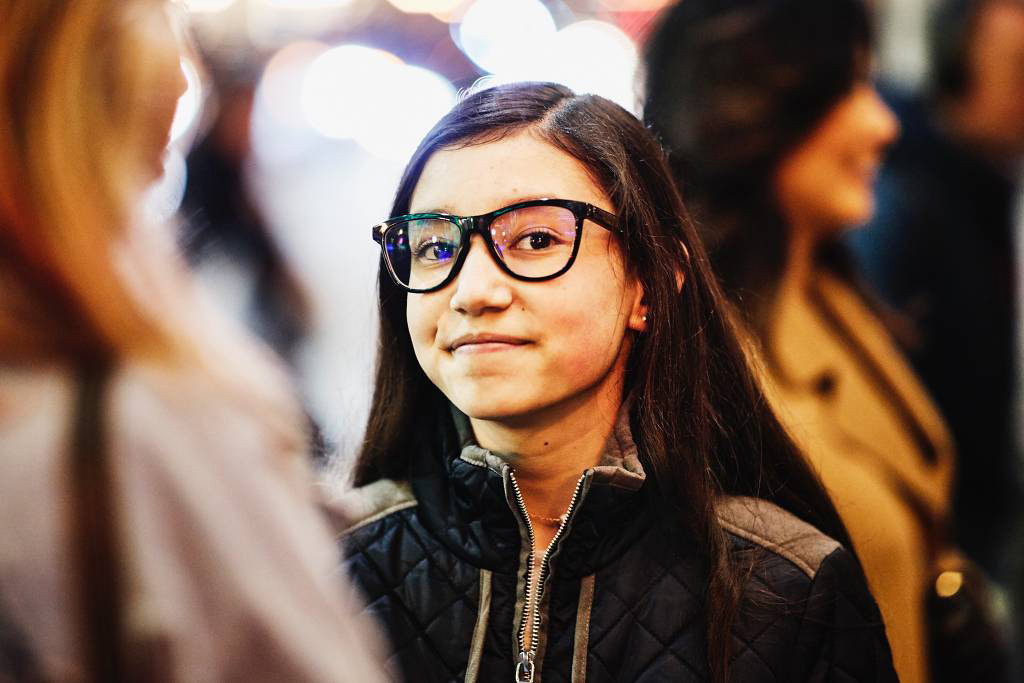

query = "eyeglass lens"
[{"left": 383, "top": 204, "right": 579, "bottom": 290}]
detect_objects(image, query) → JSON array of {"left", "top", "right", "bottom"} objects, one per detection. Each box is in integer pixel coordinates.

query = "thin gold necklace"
[{"left": 529, "top": 512, "right": 566, "bottom": 526}]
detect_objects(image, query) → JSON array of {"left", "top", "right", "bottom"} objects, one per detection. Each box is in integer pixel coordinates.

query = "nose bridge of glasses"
[
  {"left": 459, "top": 229, "right": 505, "bottom": 273},
  {"left": 443, "top": 232, "right": 517, "bottom": 307},
  {"left": 461, "top": 213, "right": 507, "bottom": 260}
]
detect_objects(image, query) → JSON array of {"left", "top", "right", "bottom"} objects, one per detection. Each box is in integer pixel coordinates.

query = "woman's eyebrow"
[
  {"left": 411, "top": 195, "right": 558, "bottom": 216},
  {"left": 493, "top": 194, "right": 556, "bottom": 208},
  {"left": 409, "top": 205, "right": 457, "bottom": 215}
]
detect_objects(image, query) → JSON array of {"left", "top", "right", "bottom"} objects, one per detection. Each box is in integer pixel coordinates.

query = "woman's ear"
[
  {"left": 676, "top": 242, "right": 689, "bottom": 292},
  {"left": 628, "top": 244, "right": 688, "bottom": 332},
  {"left": 627, "top": 280, "right": 648, "bottom": 332}
]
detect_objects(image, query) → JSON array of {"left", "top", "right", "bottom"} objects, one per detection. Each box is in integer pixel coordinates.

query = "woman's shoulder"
[
  {"left": 717, "top": 496, "right": 897, "bottom": 680},
  {"left": 0, "top": 358, "right": 304, "bottom": 486},
  {"left": 111, "top": 358, "right": 277, "bottom": 431},
  {"left": 0, "top": 360, "right": 340, "bottom": 680},
  {"left": 322, "top": 478, "right": 419, "bottom": 539},
  {"left": 716, "top": 495, "right": 842, "bottom": 581},
  {"left": 0, "top": 363, "right": 72, "bottom": 450},
  {"left": 112, "top": 358, "right": 308, "bottom": 468}
]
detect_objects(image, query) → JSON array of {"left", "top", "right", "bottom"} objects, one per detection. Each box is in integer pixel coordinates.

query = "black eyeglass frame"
[{"left": 371, "top": 198, "right": 621, "bottom": 293}]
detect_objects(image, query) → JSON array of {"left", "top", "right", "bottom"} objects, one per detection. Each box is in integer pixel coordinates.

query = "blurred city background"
[{"left": 157, "top": 0, "right": 1023, "bottom": 479}]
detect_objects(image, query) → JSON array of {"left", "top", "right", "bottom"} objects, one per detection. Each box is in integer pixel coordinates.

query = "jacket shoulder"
[
  {"left": 324, "top": 478, "right": 418, "bottom": 538},
  {"left": 717, "top": 498, "right": 898, "bottom": 681},
  {"left": 716, "top": 496, "right": 841, "bottom": 578}
]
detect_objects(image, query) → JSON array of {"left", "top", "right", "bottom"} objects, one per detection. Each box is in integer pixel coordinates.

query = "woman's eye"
[
  {"left": 414, "top": 240, "right": 457, "bottom": 262},
  {"left": 512, "top": 229, "right": 562, "bottom": 251}
]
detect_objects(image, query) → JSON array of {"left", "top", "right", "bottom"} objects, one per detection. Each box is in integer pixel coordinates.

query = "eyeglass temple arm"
[{"left": 586, "top": 205, "right": 621, "bottom": 232}]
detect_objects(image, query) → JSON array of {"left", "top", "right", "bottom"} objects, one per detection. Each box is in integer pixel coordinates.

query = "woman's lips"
[
  {"left": 447, "top": 333, "right": 531, "bottom": 355},
  {"left": 452, "top": 341, "right": 529, "bottom": 355},
  {"left": 848, "top": 156, "right": 881, "bottom": 185}
]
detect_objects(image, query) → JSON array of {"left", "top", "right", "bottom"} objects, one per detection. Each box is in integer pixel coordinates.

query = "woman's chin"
[
  {"left": 820, "top": 194, "right": 874, "bottom": 233},
  {"left": 453, "top": 399, "right": 534, "bottom": 424},
  {"left": 450, "top": 390, "right": 555, "bottom": 427},
  {"left": 842, "top": 202, "right": 874, "bottom": 230}
]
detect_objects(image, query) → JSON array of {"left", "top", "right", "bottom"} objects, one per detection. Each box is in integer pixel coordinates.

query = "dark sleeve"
[{"left": 792, "top": 547, "right": 899, "bottom": 682}]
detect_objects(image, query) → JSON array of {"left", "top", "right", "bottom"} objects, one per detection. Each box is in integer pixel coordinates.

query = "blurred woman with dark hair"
[
  {"left": 645, "top": 1, "right": 1008, "bottom": 682},
  {"left": 0, "top": 1, "right": 384, "bottom": 679},
  {"left": 331, "top": 81, "right": 897, "bottom": 683}
]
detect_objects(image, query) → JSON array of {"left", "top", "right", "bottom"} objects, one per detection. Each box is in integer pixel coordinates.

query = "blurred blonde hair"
[
  {"left": 0, "top": 0, "right": 304, "bottom": 442},
  {"left": 0, "top": 0, "right": 168, "bottom": 357}
]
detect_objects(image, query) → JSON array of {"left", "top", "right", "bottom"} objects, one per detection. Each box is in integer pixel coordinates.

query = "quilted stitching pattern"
[
  {"left": 344, "top": 507, "right": 484, "bottom": 682},
  {"left": 344, "top": 502, "right": 897, "bottom": 683},
  {"left": 585, "top": 534, "right": 708, "bottom": 681}
]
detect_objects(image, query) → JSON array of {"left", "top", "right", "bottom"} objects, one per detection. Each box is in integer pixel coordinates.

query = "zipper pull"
[{"left": 515, "top": 650, "right": 535, "bottom": 683}]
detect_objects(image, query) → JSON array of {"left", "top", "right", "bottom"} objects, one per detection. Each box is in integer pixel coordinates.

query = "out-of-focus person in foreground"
[
  {"left": 644, "top": 1, "right": 1010, "bottom": 682},
  {"left": 848, "top": 0, "right": 1024, "bottom": 588},
  {"left": 0, "top": 1, "right": 385, "bottom": 680},
  {"left": 329, "top": 81, "right": 897, "bottom": 683}
]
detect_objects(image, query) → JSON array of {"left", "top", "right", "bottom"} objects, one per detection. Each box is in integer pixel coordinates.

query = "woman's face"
[
  {"left": 405, "top": 131, "right": 646, "bottom": 423},
  {"left": 775, "top": 82, "right": 899, "bottom": 235}
]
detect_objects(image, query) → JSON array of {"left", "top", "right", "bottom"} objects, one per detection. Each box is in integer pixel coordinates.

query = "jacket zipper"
[{"left": 509, "top": 470, "right": 588, "bottom": 683}]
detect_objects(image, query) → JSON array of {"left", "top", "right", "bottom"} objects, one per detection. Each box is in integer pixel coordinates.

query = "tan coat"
[{"left": 762, "top": 269, "right": 955, "bottom": 683}]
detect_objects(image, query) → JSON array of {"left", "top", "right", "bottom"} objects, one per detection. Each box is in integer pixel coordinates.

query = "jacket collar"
[
  {"left": 410, "top": 402, "right": 651, "bottom": 574},
  {"left": 452, "top": 404, "right": 647, "bottom": 491}
]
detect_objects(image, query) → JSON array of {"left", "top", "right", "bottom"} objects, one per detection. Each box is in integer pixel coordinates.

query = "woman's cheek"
[
  {"left": 406, "top": 298, "right": 441, "bottom": 361},
  {"left": 560, "top": 314, "right": 621, "bottom": 379}
]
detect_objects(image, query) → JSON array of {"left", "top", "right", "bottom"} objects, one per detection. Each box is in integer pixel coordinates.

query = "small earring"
[{"left": 642, "top": 315, "right": 648, "bottom": 323}]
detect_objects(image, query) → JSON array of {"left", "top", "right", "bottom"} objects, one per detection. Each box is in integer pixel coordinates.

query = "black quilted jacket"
[{"left": 337, "top": 412, "right": 897, "bottom": 682}]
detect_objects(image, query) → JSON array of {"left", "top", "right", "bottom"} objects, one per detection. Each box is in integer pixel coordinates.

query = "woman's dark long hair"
[
  {"left": 643, "top": 0, "right": 872, "bottom": 328},
  {"left": 354, "top": 82, "right": 855, "bottom": 683}
]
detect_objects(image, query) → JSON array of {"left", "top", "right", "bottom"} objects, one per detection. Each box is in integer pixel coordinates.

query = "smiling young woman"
[{"left": 329, "top": 82, "right": 898, "bottom": 683}]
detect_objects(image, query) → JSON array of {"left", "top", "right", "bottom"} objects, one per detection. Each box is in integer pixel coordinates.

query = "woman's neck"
[
  {"left": 781, "top": 217, "right": 819, "bottom": 295},
  {"left": 470, "top": 385, "right": 621, "bottom": 521}
]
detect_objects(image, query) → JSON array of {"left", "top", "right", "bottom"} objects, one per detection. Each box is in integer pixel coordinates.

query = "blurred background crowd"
[
  {"left": 162, "top": 0, "right": 678, "bottom": 472},
  {"left": 161, "top": 0, "right": 1023, "bottom": 480},
  {"left": 89, "top": 0, "right": 1024, "bottom": 674}
]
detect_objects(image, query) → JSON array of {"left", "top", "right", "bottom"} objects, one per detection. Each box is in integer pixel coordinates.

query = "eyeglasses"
[{"left": 371, "top": 198, "right": 620, "bottom": 293}]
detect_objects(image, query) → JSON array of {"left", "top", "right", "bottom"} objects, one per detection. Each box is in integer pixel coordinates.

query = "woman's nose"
[
  {"left": 866, "top": 86, "right": 900, "bottom": 149},
  {"left": 447, "top": 235, "right": 514, "bottom": 316}
]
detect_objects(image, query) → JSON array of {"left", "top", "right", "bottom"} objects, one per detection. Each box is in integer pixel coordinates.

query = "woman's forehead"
[{"left": 408, "top": 131, "right": 612, "bottom": 216}]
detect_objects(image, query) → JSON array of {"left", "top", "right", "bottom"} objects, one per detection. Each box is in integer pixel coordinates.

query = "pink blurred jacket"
[{"left": 0, "top": 361, "right": 387, "bottom": 682}]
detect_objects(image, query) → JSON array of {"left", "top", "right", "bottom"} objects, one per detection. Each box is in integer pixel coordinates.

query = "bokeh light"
[
  {"left": 251, "top": 41, "right": 329, "bottom": 167},
  {"left": 353, "top": 64, "right": 455, "bottom": 161},
  {"left": 386, "top": 0, "right": 465, "bottom": 14},
  {"left": 596, "top": 0, "right": 673, "bottom": 10},
  {"left": 169, "top": 57, "right": 205, "bottom": 144},
  {"left": 548, "top": 20, "right": 639, "bottom": 111},
  {"left": 457, "top": 0, "right": 557, "bottom": 75},
  {"left": 257, "top": 41, "right": 329, "bottom": 130},
  {"left": 457, "top": 15, "right": 639, "bottom": 113},
  {"left": 301, "top": 45, "right": 403, "bottom": 140},
  {"left": 300, "top": 45, "right": 455, "bottom": 162},
  {"left": 183, "top": 0, "right": 237, "bottom": 12},
  {"left": 246, "top": 0, "right": 373, "bottom": 49},
  {"left": 264, "top": 0, "right": 358, "bottom": 8}
]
